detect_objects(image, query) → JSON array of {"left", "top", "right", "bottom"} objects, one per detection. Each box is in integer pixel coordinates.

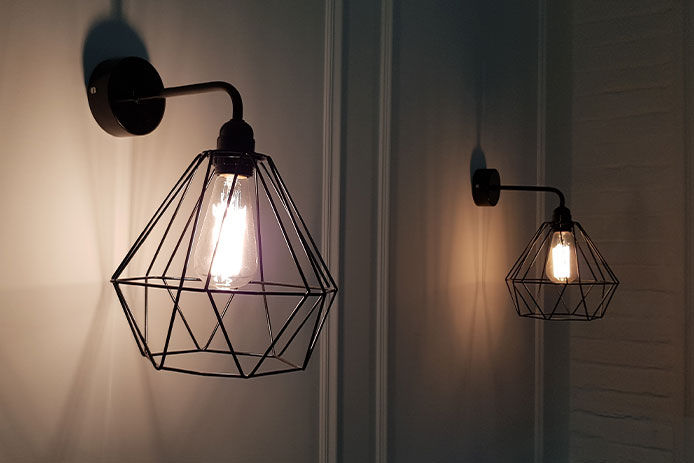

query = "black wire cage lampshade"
[
  {"left": 87, "top": 57, "right": 337, "bottom": 377},
  {"left": 472, "top": 168, "right": 618, "bottom": 321}
]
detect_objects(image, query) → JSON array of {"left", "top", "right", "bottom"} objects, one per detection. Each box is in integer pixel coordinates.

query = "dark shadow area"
[
  {"left": 44, "top": 284, "right": 167, "bottom": 462},
  {"left": 470, "top": 147, "right": 487, "bottom": 185},
  {"left": 0, "top": 350, "right": 40, "bottom": 461},
  {"left": 469, "top": 12, "right": 487, "bottom": 182},
  {"left": 464, "top": 16, "right": 491, "bottom": 402},
  {"left": 47, "top": 285, "right": 111, "bottom": 463},
  {"left": 466, "top": 12, "right": 490, "bottom": 385},
  {"left": 81, "top": 0, "right": 149, "bottom": 86}
]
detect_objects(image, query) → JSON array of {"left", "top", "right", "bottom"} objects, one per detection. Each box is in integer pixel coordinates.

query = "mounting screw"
[{"left": 89, "top": 86, "right": 97, "bottom": 95}]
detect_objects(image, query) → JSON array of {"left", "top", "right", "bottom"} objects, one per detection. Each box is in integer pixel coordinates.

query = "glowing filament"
[
  {"left": 210, "top": 198, "right": 247, "bottom": 284},
  {"left": 192, "top": 173, "right": 259, "bottom": 289},
  {"left": 545, "top": 231, "right": 578, "bottom": 284},
  {"left": 551, "top": 242, "right": 571, "bottom": 281}
]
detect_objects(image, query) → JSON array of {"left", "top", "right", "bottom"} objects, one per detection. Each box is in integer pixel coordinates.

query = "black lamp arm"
[
  {"left": 118, "top": 81, "right": 244, "bottom": 120},
  {"left": 498, "top": 185, "right": 565, "bottom": 208},
  {"left": 472, "top": 168, "right": 567, "bottom": 209},
  {"left": 87, "top": 57, "right": 252, "bottom": 137}
]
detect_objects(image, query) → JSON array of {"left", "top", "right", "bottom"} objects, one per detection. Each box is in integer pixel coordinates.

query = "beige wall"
[{"left": 0, "top": 1, "right": 325, "bottom": 461}]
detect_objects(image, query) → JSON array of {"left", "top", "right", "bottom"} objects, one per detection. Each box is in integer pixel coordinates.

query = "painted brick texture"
[{"left": 569, "top": 0, "right": 686, "bottom": 462}]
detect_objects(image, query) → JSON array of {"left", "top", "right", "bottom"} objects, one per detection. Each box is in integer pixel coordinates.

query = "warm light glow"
[
  {"left": 210, "top": 196, "right": 247, "bottom": 279},
  {"left": 546, "top": 231, "right": 578, "bottom": 283},
  {"left": 192, "top": 173, "right": 258, "bottom": 288},
  {"left": 551, "top": 243, "right": 571, "bottom": 280}
]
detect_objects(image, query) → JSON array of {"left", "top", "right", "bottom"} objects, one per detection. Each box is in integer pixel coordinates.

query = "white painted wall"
[{"left": 542, "top": 1, "right": 692, "bottom": 462}]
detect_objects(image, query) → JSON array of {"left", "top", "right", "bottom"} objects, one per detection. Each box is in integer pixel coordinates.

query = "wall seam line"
[
  {"left": 319, "top": 0, "right": 343, "bottom": 462},
  {"left": 375, "top": 0, "right": 393, "bottom": 462},
  {"left": 682, "top": 0, "right": 693, "bottom": 459},
  {"left": 534, "top": 0, "right": 547, "bottom": 462}
]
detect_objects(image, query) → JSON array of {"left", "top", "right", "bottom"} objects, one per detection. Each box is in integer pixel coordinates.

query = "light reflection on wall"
[
  {"left": 388, "top": 0, "right": 539, "bottom": 460},
  {"left": 0, "top": 0, "right": 325, "bottom": 461}
]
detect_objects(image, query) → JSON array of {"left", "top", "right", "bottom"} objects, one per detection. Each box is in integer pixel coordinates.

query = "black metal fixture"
[
  {"left": 472, "top": 168, "right": 618, "bottom": 321},
  {"left": 87, "top": 57, "right": 337, "bottom": 377}
]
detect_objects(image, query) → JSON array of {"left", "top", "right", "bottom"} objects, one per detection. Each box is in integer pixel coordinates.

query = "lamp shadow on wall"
[
  {"left": 469, "top": 63, "right": 487, "bottom": 179},
  {"left": 465, "top": 80, "right": 491, "bottom": 338},
  {"left": 455, "top": 139, "right": 496, "bottom": 383},
  {"left": 454, "top": 62, "right": 498, "bottom": 403},
  {"left": 81, "top": 0, "right": 149, "bottom": 85},
  {"left": 0, "top": 348, "right": 39, "bottom": 461},
  {"left": 465, "top": 59, "right": 492, "bottom": 327},
  {"left": 47, "top": 284, "right": 113, "bottom": 462},
  {"left": 45, "top": 283, "right": 167, "bottom": 462},
  {"left": 40, "top": 3, "right": 169, "bottom": 461}
]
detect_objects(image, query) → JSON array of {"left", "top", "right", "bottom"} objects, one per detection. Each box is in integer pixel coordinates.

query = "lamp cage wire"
[
  {"left": 506, "top": 221, "right": 619, "bottom": 321},
  {"left": 112, "top": 151, "right": 337, "bottom": 378}
]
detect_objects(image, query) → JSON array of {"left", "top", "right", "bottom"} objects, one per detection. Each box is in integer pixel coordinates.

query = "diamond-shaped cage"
[
  {"left": 112, "top": 151, "right": 337, "bottom": 378},
  {"left": 506, "top": 221, "right": 618, "bottom": 321}
]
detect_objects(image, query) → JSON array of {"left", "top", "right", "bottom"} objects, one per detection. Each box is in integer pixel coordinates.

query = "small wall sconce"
[
  {"left": 472, "top": 168, "right": 618, "bottom": 321},
  {"left": 87, "top": 57, "right": 337, "bottom": 377}
]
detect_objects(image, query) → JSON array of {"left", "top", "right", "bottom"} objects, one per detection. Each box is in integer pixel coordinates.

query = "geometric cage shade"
[
  {"left": 506, "top": 221, "right": 619, "bottom": 321},
  {"left": 111, "top": 150, "right": 337, "bottom": 378}
]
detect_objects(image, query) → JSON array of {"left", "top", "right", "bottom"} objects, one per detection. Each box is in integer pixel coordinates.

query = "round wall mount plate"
[
  {"left": 87, "top": 57, "right": 165, "bottom": 136},
  {"left": 472, "top": 168, "right": 501, "bottom": 206}
]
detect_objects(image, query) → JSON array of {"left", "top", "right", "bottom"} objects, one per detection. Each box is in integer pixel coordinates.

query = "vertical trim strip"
[
  {"left": 375, "top": 0, "right": 393, "bottom": 462},
  {"left": 683, "top": 0, "right": 693, "bottom": 459},
  {"left": 534, "top": 0, "right": 547, "bottom": 462},
  {"left": 319, "top": 0, "right": 342, "bottom": 462}
]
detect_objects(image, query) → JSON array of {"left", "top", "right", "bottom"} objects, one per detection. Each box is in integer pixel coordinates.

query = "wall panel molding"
[
  {"left": 375, "top": 0, "right": 393, "bottom": 462},
  {"left": 319, "top": 0, "right": 343, "bottom": 462}
]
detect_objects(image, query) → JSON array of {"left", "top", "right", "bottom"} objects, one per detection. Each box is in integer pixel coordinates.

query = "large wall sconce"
[
  {"left": 87, "top": 57, "right": 337, "bottom": 377},
  {"left": 472, "top": 168, "right": 618, "bottom": 321}
]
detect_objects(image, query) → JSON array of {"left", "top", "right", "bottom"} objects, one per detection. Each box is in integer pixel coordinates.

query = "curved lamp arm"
[
  {"left": 472, "top": 168, "right": 566, "bottom": 209},
  {"left": 87, "top": 57, "right": 248, "bottom": 138},
  {"left": 498, "top": 184, "right": 565, "bottom": 208},
  {"left": 118, "top": 81, "right": 244, "bottom": 121}
]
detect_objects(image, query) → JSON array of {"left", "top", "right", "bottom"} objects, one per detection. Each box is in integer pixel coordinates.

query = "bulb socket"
[
  {"left": 551, "top": 206, "right": 573, "bottom": 231},
  {"left": 217, "top": 119, "right": 255, "bottom": 153},
  {"left": 214, "top": 119, "right": 256, "bottom": 176},
  {"left": 212, "top": 154, "right": 255, "bottom": 177}
]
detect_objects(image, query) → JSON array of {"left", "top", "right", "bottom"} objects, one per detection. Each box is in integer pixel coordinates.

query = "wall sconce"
[
  {"left": 472, "top": 168, "right": 618, "bottom": 320},
  {"left": 87, "top": 57, "right": 337, "bottom": 377}
]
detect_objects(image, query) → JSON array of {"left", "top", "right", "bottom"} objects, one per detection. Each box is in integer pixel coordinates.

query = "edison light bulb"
[
  {"left": 192, "top": 172, "right": 258, "bottom": 289},
  {"left": 545, "top": 231, "right": 578, "bottom": 284}
]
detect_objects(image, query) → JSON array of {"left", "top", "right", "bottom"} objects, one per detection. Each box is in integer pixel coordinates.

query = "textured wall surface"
[{"left": 567, "top": 1, "right": 687, "bottom": 461}]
